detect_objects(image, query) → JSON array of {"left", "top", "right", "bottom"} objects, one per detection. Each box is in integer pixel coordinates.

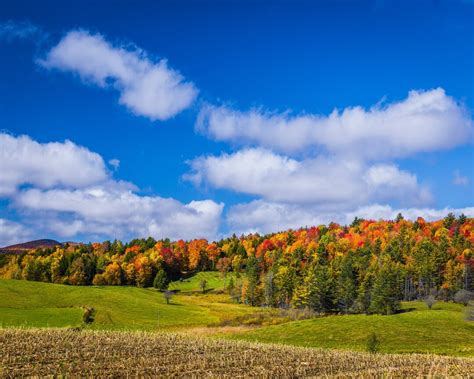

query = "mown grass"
[
  {"left": 0, "top": 278, "right": 254, "bottom": 330},
  {"left": 1, "top": 328, "right": 473, "bottom": 377},
  {"left": 227, "top": 301, "right": 474, "bottom": 356}
]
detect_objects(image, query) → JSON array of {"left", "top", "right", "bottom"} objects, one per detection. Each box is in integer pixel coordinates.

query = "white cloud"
[
  {"left": 197, "top": 88, "right": 472, "bottom": 159},
  {"left": 1, "top": 133, "right": 223, "bottom": 241},
  {"left": 0, "top": 20, "right": 41, "bottom": 42},
  {"left": 226, "top": 201, "right": 329, "bottom": 235},
  {"left": 108, "top": 158, "right": 120, "bottom": 170},
  {"left": 40, "top": 30, "right": 198, "bottom": 121},
  {"left": 0, "top": 218, "right": 34, "bottom": 247},
  {"left": 15, "top": 187, "right": 223, "bottom": 241},
  {"left": 0, "top": 133, "right": 108, "bottom": 196},
  {"left": 227, "top": 201, "right": 474, "bottom": 235},
  {"left": 453, "top": 169, "right": 469, "bottom": 186},
  {"left": 186, "top": 148, "right": 430, "bottom": 207},
  {"left": 346, "top": 204, "right": 474, "bottom": 222}
]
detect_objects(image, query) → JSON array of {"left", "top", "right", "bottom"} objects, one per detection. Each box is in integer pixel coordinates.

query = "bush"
[
  {"left": 199, "top": 279, "right": 208, "bottom": 293},
  {"left": 454, "top": 290, "right": 473, "bottom": 306},
  {"left": 163, "top": 290, "right": 174, "bottom": 305},
  {"left": 366, "top": 332, "right": 380, "bottom": 353},
  {"left": 424, "top": 295, "right": 436, "bottom": 310},
  {"left": 82, "top": 307, "right": 96, "bottom": 324}
]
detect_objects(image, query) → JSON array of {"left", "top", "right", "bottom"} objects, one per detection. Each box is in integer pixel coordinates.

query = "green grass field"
[
  {"left": 1, "top": 275, "right": 473, "bottom": 356},
  {"left": 168, "top": 271, "right": 236, "bottom": 292},
  {"left": 0, "top": 278, "right": 254, "bottom": 330},
  {"left": 227, "top": 301, "right": 474, "bottom": 356}
]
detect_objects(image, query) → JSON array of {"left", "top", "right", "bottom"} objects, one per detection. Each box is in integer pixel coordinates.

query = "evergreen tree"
[
  {"left": 307, "top": 263, "right": 333, "bottom": 313},
  {"left": 335, "top": 256, "right": 356, "bottom": 313},
  {"left": 369, "top": 258, "right": 402, "bottom": 315},
  {"left": 153, "top": 268, "right": 168, "bottom": 290}
]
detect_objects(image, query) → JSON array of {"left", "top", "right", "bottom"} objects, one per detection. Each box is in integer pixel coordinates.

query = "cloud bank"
[
  {"left": 0, "top": 133, "right": 222, "bottom": 245},
  {"left": 227, "top": 201, "right": 474, "bottom": 235}
]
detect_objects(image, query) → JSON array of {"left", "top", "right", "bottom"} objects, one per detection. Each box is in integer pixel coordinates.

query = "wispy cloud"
[
  {"left": 0, "top": 20, "right": 46, "bottom": 43},
  {"left": 453, "top": 169, "right": 469, "bottom": 186},
  {"left": 108, "top": 158, "right": 120, "bottom": 170}
]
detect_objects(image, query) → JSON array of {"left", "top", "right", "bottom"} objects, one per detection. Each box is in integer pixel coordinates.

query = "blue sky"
[{"left": 0, "top": 0, "right": 473, "bottom": 245}]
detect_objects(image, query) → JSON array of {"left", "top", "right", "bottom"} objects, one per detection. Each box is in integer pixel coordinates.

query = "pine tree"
[
  {"left": 153, "top": 268, "right": 168, "bottom": 290},
  {"left": 369, "top": 257, "right": 402, "bottom": 315},
  {"left": 307, "top": 263, "right": 334, "bottom": 313},
  {"left": 335, "top": 256, "right": 356, "bottom": 313}
]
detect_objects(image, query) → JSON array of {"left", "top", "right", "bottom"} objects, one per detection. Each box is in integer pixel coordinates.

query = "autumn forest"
[{"left": 1, "top": 213, "right": 473, "bottom": 316}]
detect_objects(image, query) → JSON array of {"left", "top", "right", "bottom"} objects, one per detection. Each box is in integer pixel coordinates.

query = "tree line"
[{"left": 0, "top": 213, "right": 472, "bottom": 315}]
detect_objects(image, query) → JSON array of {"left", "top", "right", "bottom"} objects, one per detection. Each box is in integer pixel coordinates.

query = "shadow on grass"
[{"left": 396, "top": 307, "right": 416, "bottom": 314}]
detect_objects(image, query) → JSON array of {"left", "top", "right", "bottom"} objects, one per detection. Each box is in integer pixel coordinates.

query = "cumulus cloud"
[
  {"left": 186, "top": 148, "right": 431, "bottom": 207},
  {"left": 227, "top": 201, "right": 474, "bottom": 235},
  {"left": 39, "top": 30, "right": 198, "bottom": 121},
  {"left": 0, "top": 133, "right": 108, "bottom": 196},
  {"left": 15, "top": 187, "right": 223, "bottom": 241},
  {"left": 0, "top": 218, "right": 34, "bottom": 247},
  {"left": 197, "top": 88, "right": 472, "bottom": 159},
  {"left": 1, "top": 133, "right": 223, "bottom": 241}
]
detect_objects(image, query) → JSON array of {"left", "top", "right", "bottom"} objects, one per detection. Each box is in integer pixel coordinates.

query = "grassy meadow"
[
  {"left": 227, "top": 301, "right": 474, "bottom": 356},
  {"left": 1, "top": 275, "right": 473, "bottom": 358},
  {"left": 0, "top": 278, "right": 253, "bottom": 330}
]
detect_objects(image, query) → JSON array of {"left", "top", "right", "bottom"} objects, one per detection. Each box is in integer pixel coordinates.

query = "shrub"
[
  {"left": 424, "top": 295, "right": 436, "bottom": 310},
  {"left": 366, "top": 332, "right": 380, "bottom": 353},
  {"left": 82, "top": 307, "right": 96, "bottom": 324},
  {"left": 163, "top": 290, "right": 174, "bottom": 305},
  {"left": 199, "top": 279, "right": 208, "bottom": 293},
  {"left": 454, "top": 290, "right": 473, "bottom": 306}
]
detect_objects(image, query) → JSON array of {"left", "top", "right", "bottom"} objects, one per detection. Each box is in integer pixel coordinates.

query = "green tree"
[
  {"left": 335, "top": 256, "right": 356, "bottom": 313},
  {"left": 153, "top": 268, "right": 168, "bottom": 290},
  {"left": 307, "top": 263, "right": 333, "bottom": 313},
  {"left": 369, "top": 257, "right": 402, "bottom": 315}
]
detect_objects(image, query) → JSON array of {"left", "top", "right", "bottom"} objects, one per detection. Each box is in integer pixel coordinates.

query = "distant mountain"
[{"left": 0, "top": 239, "right": 62, "bottom": 254}]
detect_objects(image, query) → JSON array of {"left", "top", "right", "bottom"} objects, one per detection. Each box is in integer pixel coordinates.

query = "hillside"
[
  {"left": 0, "top": 239, "right": 62, "bottom": 254},
  {"left": 0, "top": 278, "right": 255, "bottom": 330},
  {"left": 1, "top": 216, "right": 472, "bottom": 319},
  {"left": 228, "top": 301, "right": 474, "bottom": 356},
  {"left": 0, "top": 278, "right": 473, "bottom": 356}
]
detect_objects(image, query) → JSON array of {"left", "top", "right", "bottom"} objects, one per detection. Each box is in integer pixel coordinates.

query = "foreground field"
[
  {"left": 1, "top": 328, "right": 473, "bottom": 378},
  {"left": 1, "top": 278, "right": 473, "bottom": 356}
]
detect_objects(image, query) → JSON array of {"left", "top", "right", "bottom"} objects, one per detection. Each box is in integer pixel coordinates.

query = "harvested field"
[{"left": 1, "top": 328, "right": 473, "bottom": 377}]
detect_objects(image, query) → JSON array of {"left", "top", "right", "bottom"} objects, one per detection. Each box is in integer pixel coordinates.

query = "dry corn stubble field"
[{"left": 1, "top": 328, "right": 473, "bottom": 378}]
